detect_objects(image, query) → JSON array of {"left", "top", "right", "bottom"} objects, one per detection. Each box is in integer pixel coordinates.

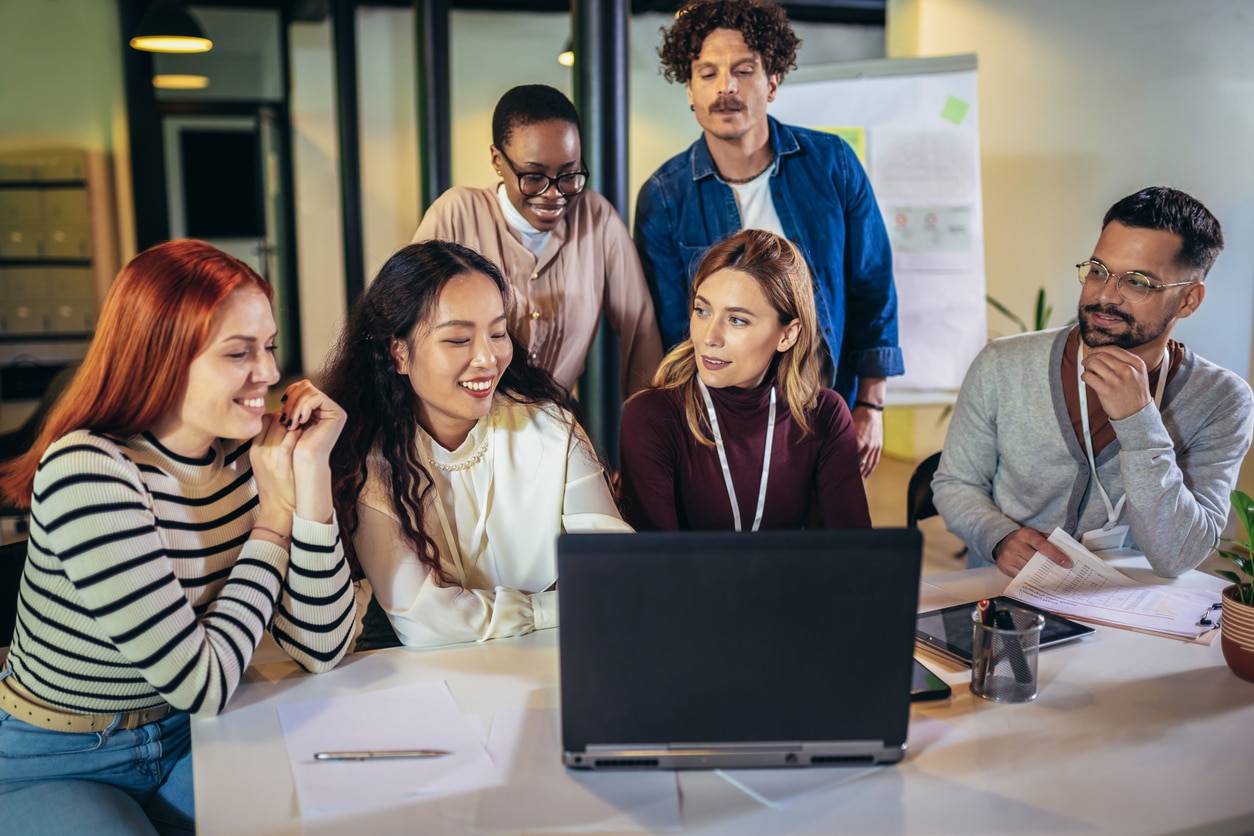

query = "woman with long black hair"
[{"left": 323, "top": 240, "right": 630, "bottom": 649}]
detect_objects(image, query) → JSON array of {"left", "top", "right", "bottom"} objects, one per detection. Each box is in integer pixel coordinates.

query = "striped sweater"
[{"left": 6, "top": 430, "right": 356, "bottom": 718}]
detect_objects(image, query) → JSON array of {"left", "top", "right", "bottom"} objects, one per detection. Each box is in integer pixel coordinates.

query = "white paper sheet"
[
  {"left": 276, "top": 680, "right": 503, "bottom": 815},
  {"left": 1006, "top": 528, "right": 1222, "bottom": 639},
  {"left": 716, "top": 766, "right": 877, "bottom": 809},
  {"left": 714, "top": 716, "right": 962, "bottom": 809},
  {"left": 473, "top": 707, "right": 682, "bottom": 832},
  {"left": 906, "top": 714, "right": 966, "bottom": 755}
]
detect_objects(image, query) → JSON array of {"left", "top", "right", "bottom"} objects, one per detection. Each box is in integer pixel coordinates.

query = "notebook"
[{"left": 557, "top": 528, "right": 923, "bottom": 770}]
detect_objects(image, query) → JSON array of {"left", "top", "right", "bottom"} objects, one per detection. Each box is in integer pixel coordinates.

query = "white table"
[{"left": 193, "top": 565, "right": 1254, "bottom": 835}]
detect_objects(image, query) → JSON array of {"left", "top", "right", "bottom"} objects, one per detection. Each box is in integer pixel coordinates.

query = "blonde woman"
[{"left": 619, "top": 229, "right": 870, "bottom": 531}]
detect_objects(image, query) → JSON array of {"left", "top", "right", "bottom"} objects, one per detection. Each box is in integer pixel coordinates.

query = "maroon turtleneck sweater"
[{"left": 618, "top": 376, "right": 871, "bottom": 531}]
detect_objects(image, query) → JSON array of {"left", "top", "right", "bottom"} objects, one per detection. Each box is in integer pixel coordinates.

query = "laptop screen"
[{"left": 558, "top": 529, "right": 922, "bottom": 768}]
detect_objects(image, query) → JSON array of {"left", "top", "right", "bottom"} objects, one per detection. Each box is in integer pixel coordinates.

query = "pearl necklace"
[{"left": 425, "top": 435, "right": 490, "bottom": 472}]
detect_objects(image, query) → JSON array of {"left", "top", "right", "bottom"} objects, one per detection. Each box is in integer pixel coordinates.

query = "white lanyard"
[
  {"left": 698, "top": 378, "right": 776, "bottom": 532},
  {"left": 429, "top": 428, "right": 495, "bottom": 581},
  {"left": 1077, "top": 345, "right": 1169, "bottom": 528}
]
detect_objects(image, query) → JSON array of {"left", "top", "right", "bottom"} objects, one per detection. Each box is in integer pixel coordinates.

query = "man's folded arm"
[{"left": 1117, "top": 383, "right": 1254, "bottom": 577}]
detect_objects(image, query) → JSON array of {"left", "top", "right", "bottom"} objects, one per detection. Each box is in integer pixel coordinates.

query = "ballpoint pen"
[{"left": 314, "top": 750, "right": 451, "bottom": 761}]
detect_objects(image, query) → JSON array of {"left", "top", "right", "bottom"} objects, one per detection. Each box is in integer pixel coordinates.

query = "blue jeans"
[{"left": 0, "top": 678, "right": 194, "bottom": 835}]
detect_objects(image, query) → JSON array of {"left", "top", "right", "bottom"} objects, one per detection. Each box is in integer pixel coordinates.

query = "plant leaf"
[
  {"left": 1218, "top": 547, "right": 1254, "bottom": 571},
  {"left": 1033, "top": 289, "right": 1046, "bottom": 331},
  {"left": 1216, "top": 569, "right": 1243, "bottom": 586},
  {"left": 1225, "top": 490, "right": 1254, "bottom": 586},
  {"left": 1232, "top": 489, "right": 1254, "bottom": 546},
  {"left": 986, "top": 295, "right": 1028, "bottom": 333}
]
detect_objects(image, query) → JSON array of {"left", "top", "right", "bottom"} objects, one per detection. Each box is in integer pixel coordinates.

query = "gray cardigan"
[{"left": 933, "top": 327, "right": 1254, "bottom": 577}]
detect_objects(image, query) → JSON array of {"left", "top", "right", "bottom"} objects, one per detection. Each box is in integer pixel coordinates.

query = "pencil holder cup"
[{"left": 970, "top": 607, "right": 1044, "bottom": 703}]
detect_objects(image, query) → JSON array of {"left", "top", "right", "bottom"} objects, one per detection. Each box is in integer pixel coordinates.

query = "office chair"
[
  {"left": 0, "top": 538, "right": 27, "bottom": 651},
  {"left": 0, "top": 364, "right": 78, "bottom": 536},
  {"left": 0, "top": 364, "right": 78, "bottom": 461},
  {"left": 906, "top": 451, "right": 943, "bottom": 527}
]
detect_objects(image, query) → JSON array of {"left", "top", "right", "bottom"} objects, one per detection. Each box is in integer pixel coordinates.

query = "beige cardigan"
[{"left": 413, "top": 185, "right": 662, "bottom": 395}]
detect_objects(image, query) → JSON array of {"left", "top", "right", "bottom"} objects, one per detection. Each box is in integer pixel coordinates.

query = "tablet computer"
[{"left": 915, "top": 595, "right": 1094, "bottom": 665}]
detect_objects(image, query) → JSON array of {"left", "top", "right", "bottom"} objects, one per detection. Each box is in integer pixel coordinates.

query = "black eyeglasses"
[
  {"left": 1076, "top": 260, "right": 1193, "bottom": 304},
  {"left": 497, "top": 148, "right": 588, "bottom": 197}
]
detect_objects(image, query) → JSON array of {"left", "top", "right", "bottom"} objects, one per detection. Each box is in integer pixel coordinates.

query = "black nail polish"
[
  {"left": 281, "top": 394, "right": 288, "bottom": 403},
  {"left": 279, "top": 413, "right": 287, "bottom": 423}
]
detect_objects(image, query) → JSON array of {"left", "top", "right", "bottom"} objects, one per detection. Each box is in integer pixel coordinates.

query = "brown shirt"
[
  {"left": 1061, "top": 327, "right": 1183, "bottom": 456},
  {"left": 414, "top": 185, "right": 663, "bottom": 396}
]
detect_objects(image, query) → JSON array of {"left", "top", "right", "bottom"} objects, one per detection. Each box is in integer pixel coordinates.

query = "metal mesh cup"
[{"left": 970, "top": 606, "right": 1044, "bottom": 703}]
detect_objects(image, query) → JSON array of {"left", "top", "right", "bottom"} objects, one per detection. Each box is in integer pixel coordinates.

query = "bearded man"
[{"left": 933, "top": 186, "right": 1253, "bottom": 578}]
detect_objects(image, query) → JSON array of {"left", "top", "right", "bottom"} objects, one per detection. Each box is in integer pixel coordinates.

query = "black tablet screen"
[{"left": 915, "top": 595, "right": 1094, "bottom": 663}]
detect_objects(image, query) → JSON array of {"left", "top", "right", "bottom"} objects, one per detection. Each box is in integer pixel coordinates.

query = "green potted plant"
[{"left": 1216, "top": 489, "right": 1254, "bottom": 682}]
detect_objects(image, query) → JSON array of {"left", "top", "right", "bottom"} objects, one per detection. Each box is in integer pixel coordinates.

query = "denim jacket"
[{"left": 634, "top": 116, "right": 903, "bottom": 401}]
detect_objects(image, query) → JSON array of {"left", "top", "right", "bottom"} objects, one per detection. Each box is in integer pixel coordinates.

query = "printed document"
[{"left": 1005, "top": 528, "right": 1221, "bottom": 639}]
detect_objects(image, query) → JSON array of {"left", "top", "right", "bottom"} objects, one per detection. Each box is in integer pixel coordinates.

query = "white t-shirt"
[
  {"left": 496, "top": 183, "right": 551, "bottom": 256},
  {"left": 729, "top": 166, "right": 784, "bottom": 236}
]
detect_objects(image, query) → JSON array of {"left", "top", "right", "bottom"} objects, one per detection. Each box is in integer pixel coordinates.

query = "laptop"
[{"left": 557, "top": 528, "right": 922, "bottom": 770}]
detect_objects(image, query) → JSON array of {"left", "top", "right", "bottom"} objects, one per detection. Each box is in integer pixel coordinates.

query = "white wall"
[
  {"left": 289, "top": 20, "right": 347, "bottom": 376},
  {"left": 0, "top": 0, "right": 124, "bottom": 152},
  {"left": 290, "top": 7, "right": 883, "bottom": 373},
  {"left": 0, "top": 0, "right": 131, "bottom": 255},
  {"left": 888, "top": 0, "right": 1254, "bottom": 379}
]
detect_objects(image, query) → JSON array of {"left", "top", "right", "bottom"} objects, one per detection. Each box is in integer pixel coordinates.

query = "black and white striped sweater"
[{"left": 6, "top": 430, "right": 355, "bottom": 717}]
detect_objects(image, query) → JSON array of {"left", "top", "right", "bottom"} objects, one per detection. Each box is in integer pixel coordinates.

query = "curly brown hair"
[{"left": 658, "top": 0, "right": 801, "bottom": 85}]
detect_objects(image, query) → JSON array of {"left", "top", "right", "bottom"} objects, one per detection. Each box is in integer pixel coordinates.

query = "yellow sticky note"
[
  {"left": 940, "top": 95, "right": 970, "bottom": 126},
  {"left": 816, "top": 127, "right": 865, "bottom": 164}
]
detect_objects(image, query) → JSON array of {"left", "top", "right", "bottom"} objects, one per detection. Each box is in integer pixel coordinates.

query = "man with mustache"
[
  {"left": 933, "top": 187, "right": 1253, "bottom": 578},
  {"left": 634, "top": 0, "right": 901, "bottom": 478}
]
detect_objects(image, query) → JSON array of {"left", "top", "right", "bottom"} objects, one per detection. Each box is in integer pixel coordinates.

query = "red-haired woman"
[{"left": 0, "top": 240, "right": 355, "bottom": 833}]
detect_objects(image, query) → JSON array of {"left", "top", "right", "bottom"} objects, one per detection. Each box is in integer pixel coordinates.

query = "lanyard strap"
[
  {"left": 698, "top": 378, "right": 776, "bottom": 532},
  {"left": 1077, "top": 345, "right": 1169, "bottom": 528}
]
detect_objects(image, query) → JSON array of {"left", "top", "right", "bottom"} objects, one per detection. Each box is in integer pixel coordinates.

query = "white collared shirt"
[
  {"left": 355, "top": 397, "right": 632, "bottom": 648},
  {"left": 496, "top": 183, "right": 551, "bottom": 256}
]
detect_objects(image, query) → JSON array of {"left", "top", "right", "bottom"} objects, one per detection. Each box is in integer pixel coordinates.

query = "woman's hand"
[
  {"left": 280, "top": 379, "right": 347, "bottom": 468},
  {"left": 278, "top": 379, "right": 346, "bottom": 525},
  {"left": 250, "top": 412, "right": 299, "bottom": 538}
]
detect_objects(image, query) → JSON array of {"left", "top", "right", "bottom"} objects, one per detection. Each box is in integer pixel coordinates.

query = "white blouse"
[{"left": 355, "top": 397, "right": 632, "bottom": 648}]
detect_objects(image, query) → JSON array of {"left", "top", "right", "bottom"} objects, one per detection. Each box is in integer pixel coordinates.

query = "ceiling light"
[
  {"left": 558, "top": 38, "right": 574, "bottom": 67},
  {"left": 152, "top": 74, "right": 210, "bottom": 90},
  {"left": 130, "top": 1, "right": 213, "bottom": 53}
]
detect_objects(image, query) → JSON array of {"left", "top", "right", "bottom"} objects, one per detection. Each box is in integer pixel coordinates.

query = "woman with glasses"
[
  {"left": 618, "top": 229, "right": 871, "bottom": 532},
  {"left": 413, "top": 84, "right": 662, "bottom": 396}
]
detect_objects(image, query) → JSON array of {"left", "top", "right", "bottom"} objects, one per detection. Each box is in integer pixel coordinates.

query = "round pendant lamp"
[{"left": 130, "top": 1, "right": 213, "bottom": 54}]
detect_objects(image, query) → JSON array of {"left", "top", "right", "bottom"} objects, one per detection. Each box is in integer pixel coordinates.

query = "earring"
[
  {"left": 495, "top": 170, "right": 502, "bottom": 177},
  {"left": 690, "top": 105, "right": 695, "bottom": 112}
]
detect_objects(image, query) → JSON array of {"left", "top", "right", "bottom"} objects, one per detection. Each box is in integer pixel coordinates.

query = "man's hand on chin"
[{"left": 1080, "top": 345, "right": 1153, "bottom": 420}]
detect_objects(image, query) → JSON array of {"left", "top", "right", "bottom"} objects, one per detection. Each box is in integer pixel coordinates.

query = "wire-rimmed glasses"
[{"left": 1076, "top": 260, "right": 1193, "bottom": 304}]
